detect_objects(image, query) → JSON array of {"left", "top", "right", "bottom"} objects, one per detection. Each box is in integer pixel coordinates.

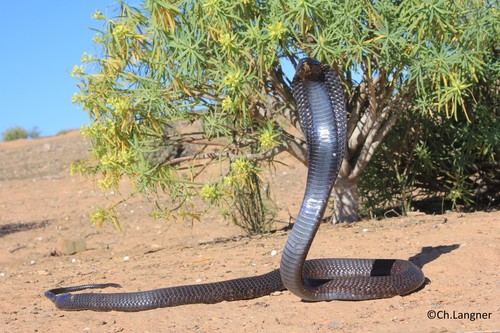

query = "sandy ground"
[{"left": 0, "top": 131, "right": 498, "bottom": 333}]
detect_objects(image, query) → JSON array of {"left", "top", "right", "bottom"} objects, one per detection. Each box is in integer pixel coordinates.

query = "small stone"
[
  {"left": 329, "top": 321, "right": 343, "bottom": 329},
  {"left": 56, "top": 238, "right": 87, "bottom": 255},
  {"left": 254, "top": 301, "right": 269, "bottom": 308},
  {"left": 42, "top": 143, "right": 51, "bottom": 152}
]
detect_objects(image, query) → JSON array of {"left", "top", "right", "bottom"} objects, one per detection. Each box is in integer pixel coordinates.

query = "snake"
[{"left": 45, "top": 58, "right": 425, "bottom": 311}]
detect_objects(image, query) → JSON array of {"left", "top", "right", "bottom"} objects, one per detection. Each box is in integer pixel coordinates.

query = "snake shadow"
[
  {"left": 409, "top": 244, "right": 460, "bottom": 268},
  {"left": 407, "top": 244, "right": 460, "bottom": 293},
  {"left": 0, "top": 220, "right": 49, "bottom": 238}
]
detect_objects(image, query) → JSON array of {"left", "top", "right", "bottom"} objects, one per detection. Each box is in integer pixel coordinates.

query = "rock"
[{"left": 56, "top": 238, "right": 87, "bottom": 255}]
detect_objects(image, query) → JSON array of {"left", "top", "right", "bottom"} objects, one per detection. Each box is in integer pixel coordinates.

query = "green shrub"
[
  {"left": 2, "top": 127, "right": 29, "bottom": 141},
  {"left": 57, "top": 129, "right": 76, "bottom": 136},
  {"left": 231, "top": 168, "right": 275, "bottom": 235},
  {"left": 71, "top": 0, "right": 497, "bottom": 227},
  {"left": 2, "top": 126, "right": 42, "bottom": 141},
  {"left": 359, "top": 104, "right": 499, "bottom": 217},
  {"left": 28, "top": 127, "right": 41, "bottom": 139}
]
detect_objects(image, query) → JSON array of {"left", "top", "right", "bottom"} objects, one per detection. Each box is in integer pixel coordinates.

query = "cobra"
[{"left": 45, "top": 58, "right": 425, "bottom": 311}]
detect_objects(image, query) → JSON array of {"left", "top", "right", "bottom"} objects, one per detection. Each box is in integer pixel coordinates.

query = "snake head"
[{"left": 295, "top": 58, "right": 326, "bottom": 82}]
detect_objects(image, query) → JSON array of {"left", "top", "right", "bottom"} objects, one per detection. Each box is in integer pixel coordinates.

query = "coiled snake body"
[{"left": 45, "top": 58, "right": 424, "bottom": 311}]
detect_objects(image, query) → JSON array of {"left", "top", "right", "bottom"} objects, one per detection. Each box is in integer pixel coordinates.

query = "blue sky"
[
  {"left": 0, "top": 1, "right": 123, "bottom": 140},
  {"left": 0, "top": 2, "right": 299, "bottom": 141}
]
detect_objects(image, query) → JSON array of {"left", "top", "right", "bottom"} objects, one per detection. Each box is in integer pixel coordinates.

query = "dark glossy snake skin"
[{"left": 45, "top": 58, "right": 425, "bottom": 311}]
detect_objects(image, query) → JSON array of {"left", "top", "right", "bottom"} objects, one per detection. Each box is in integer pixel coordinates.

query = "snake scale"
[{"left": 45, "top": 58, "right": 425, "bottom": 311}]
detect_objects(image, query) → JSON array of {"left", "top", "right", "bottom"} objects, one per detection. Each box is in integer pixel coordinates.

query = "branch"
[
  {"left": 161, "top": 142, "right": 289, "bottom": 167},
  {"left": 282, "top": 134, "right": 307, "bottom": 166},
  {"left": 266, "top": 68, "right": 301, "bottom": 130},
  {"left": 346, "top": 80, "right": 368, "bottom": 142},
  {"left": 348, "top": 73, "right": 379, "bottom": 156},
  {"left": 189, "top": 87, "right": 225, "bottom": 102},
  {"left": 350, "top": 89, "right": 414, "bottom": 178},
  {"left": 163, "top": 132, "right": 229, "bottom": 147}
]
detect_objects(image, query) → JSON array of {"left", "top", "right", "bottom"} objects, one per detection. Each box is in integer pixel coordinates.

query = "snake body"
[{"left": 45, "top": 58, "right": 424, "bottom": 311}]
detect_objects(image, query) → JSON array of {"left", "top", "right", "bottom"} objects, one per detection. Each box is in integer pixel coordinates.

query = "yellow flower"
[
  {"left": 201, "top": 183, "right": 219, "bottom": 203},
  {"left": 71, "top": 65, "right": 84, "bottom": 78},
  {"left": 92, "top": 33, "right": 104, "bottom": 44},
  {"left": 223, "top": 175, "right": 235, "bottom": 187},
  {"left": 107, "top": 96, "right": 130, "bottom": 116},
  {"left": 221, "top": 96, "right": 233, "bottom": 111},
  {"left": 71, "top": 93, "right": 82, "bottom": 104},
  {"left": 219, "top": 32, "right": 236, "bottom": 52},
  {"left": 222, "top": 69, "right": 244, "bottom": 92},
  {"left": 97, "top": 172, "right": 120, "bottom": 190},
  {"left": 91, "top": 9, "right": 105, "bottom": 20},
  {"left": 231, "top": 159, "right": 250, "bottom": 180},
  {"left": 112, "top": 24, "right": 131, "bottom": 39},
  {"left": 259, "top": 127, "right": 279, "bottom": 150},
  {"left": 202, "top": 0, "right": 219, "bottom": 14},
  {"left": 268, "top": 21, "right": 287, "bottom": 40}
]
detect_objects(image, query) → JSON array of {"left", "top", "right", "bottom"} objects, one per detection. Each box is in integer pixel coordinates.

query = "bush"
[
  {"left": 359, "top": 28, "right": 499, "bottom": 218},
  {"left": 56, "top": 129, "right": 73, "bottom": 136},
  {"left": 28, "top": 127, "right": 41, "bottom": 139},
  {"left": 230, "top": 168, "right": 275, "bottom": 235},
  {"left": 359, "top": 105, "right": 499, "bottom": 217},
  {"left": 2, "top": 127, "right": 28, "bottom": 141},
  {"left": 2, "top": 126, "right": 41, "bottom": 141}
]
